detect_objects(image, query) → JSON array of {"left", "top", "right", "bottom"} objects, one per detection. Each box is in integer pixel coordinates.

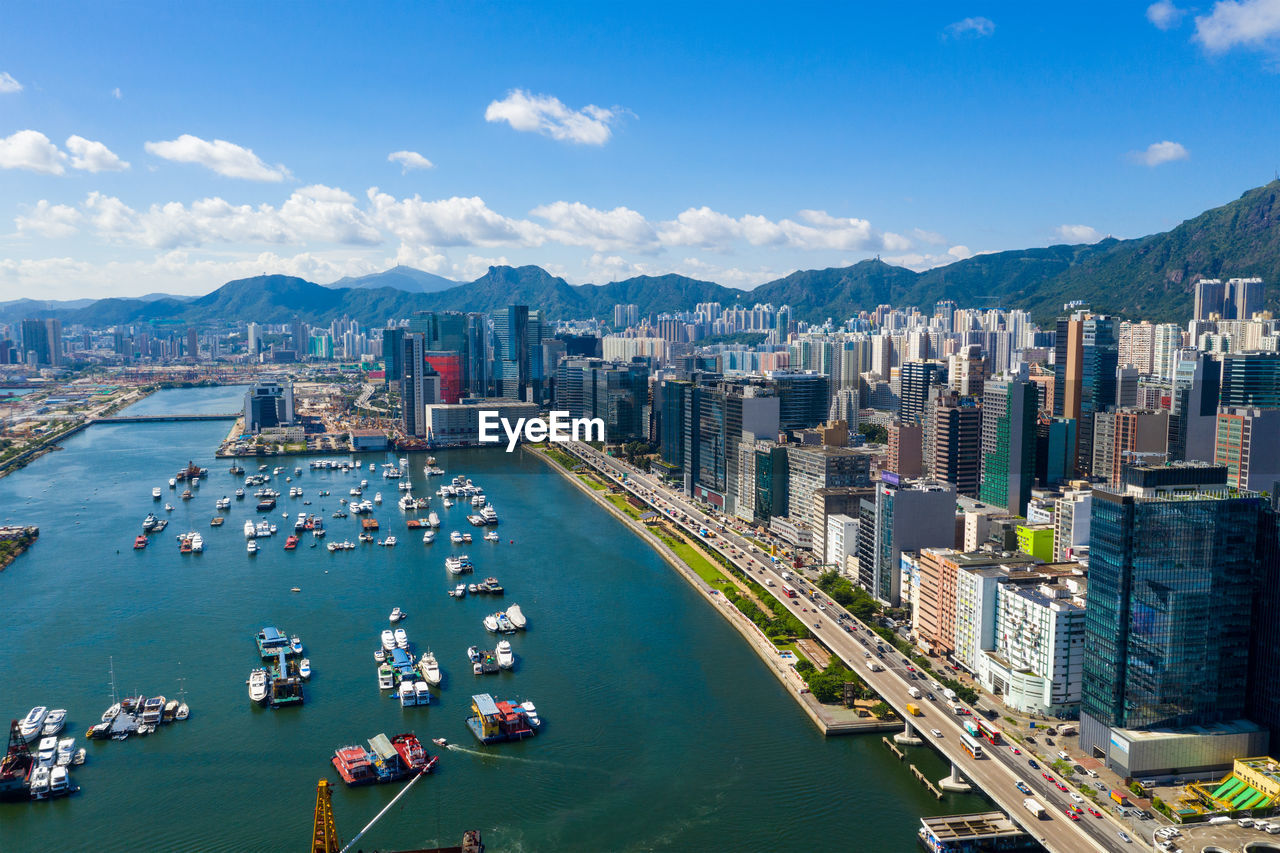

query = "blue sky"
[{"left": 2, "top": 1, "right": 1280, "bottom": 300}]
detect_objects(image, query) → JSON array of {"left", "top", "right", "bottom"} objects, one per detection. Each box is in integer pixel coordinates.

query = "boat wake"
[{"left": 444, "top": 743, "right": 609, "bottom": 775}]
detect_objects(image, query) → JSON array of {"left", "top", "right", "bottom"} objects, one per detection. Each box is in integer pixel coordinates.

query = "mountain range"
[{"left": 7, "top": 181, "right": 1279, "bottom": 329}]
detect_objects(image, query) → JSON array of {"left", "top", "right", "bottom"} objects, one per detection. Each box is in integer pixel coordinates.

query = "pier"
[{"left": 93, "top": 413, "right": 241, "bottom": 424}]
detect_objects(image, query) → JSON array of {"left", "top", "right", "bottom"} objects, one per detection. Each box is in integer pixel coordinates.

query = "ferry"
[
  {"left": 465, "top": 694, "right": 537, "bottom": 744},
  {"left": 330, "top": 733, "right": 436, "bottom": 786}
]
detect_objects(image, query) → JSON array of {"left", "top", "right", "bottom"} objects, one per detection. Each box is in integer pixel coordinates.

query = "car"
[
  {"left": 1028, "top": 759, "right": 1039, "bottom": 769},
  {"left": 906, "top": 666, "right": 916, "bottom": 672},
  {"left": 1064, "top": 807, "right": 1079, "bottom": 820},
  {"left": 1042, "top": 773, "right": 1054, "bottom": 782},
  {"left": 926, "top": 693, "right": 935, "bottom": 701},
  {"left": 930, "top": 729, "right": 942, "bottom": 738},
  {"left": 1095, "top": 782, "right": 1108, "bottom": 791},
  {"left": 1069, "top": 793, "right": 1084, "bottom": 803},
  {"left": 1087, "top": 807, "right": 1102, "bottom": 818},
  {"left": 1117, "top": 831, "right": 1131, "bottom": 843},
  {"left": 812, "top": 623, "right": 821, "bottom": 630},
  {"left": 863, "top": 651, "right": 871, "bottom": 658},
  {"left": 1016, "top": 781, "right": 1031, "bottom": 795},
  {"left": 1056, "top": 783, "right": 1068, "bottom": 792},
  {"left": 1011, "top": 747, "right": 1022, "bottom": 755},
  {"left": 844, "top": 626, "right": 853, "bottom": 633}
]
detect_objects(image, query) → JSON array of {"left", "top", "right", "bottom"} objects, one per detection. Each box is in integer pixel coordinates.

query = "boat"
[
  {"left": 432, "top": 737, "right": 448, "bottom": 746},
  {"left": 374, "top": 648, "right": 385, "bottom": 662},
  {"left": 381, "top": 630, "right": 395, "bottom": 651},
  {"left": 142, "top": 513, "right": 158, "bottom": 532},
  {"left": 210, "top": 517, "right": 224, "bottom": 527},
  {"left": 164, "top": 503, "right": 174, "bottom": 512},
  {"left": 484, "top": 530, "right": 500, "bottom": 542},
  {"left": 398, "top": 681, "right": 416, "bottom": 707},
  {"left": 377, "top": 664, "right": 394, "bottom": 690},
  {"left": 374, "top": 492, "right": 382, "bottom": 504},
  {"left": 420, "top": 652, "right": 442, "bottom": 685},
  {"left": 48, "top": 765, "right": 71, "bottom": 798},
  {"left": 181, "top": 489, "right": 193, "bottom": 501},
  {"left": 467, "top": 514, "right": 485, "bottom": 526},
  {"left": 383, "top": 536, "right": 397, "bottom": 547},
  {"left": 190, "top": 532, "right": 203, "bottom": 553},
  {"left": 483, "top": 614, "right": 499, "bottom": 633},
  {"left": 28, "top": 765, "right": 50, "bottom": 800},
  {"left": 469, "top": 583, "right": 478, "bottom": 594},
  {"left": 428, "top": 512, "right": 440, "bottom": 528},
  {"left": 168, "top": 478, "right": 177, "bottom": 488},
  {"left": 244, "top": 520, "right": 256, "bottom": 539},
  {"left": 163, "top": 699, "right": 178, "bottom": 722},
  {"left": 41, "top": 710, "right": 66, "bottom": 737},
  {"left": 299, "top": 658, "right": 312, "bottom": 679},
  {"left": 506, "top": 604, "right": 527, "bottom": 630},
  {"left": 461, "top": 532, "right": 472, "bottom": 544},
  {"left": 496, "top": 640, "right": 515, "bottom": 670},
  {"left": 19, "top": 707, "right": 47, "bottom": 743},
  {"left": 450, "top": 531, "right": 464, "bottom": 544},
  {"left": 442, "top": 498, "right": 453, "bottom": 508},
  {"left": 140, "top": 696, "right": 164, "bottom": 725},
  {"left": 37, "top": 736, "right": 56, "bottom": 766},
  {"left": 394, "top": 628, "right": 408, "bottom": 650},
  {"left": 414, "top": 681, "right": 431, "bottom": 705},
  {"left": 152, "top": 486, "right": 162, "bottom": 499},
  {"left": 519, "top": 700, "right": 540, "bottom": 728},
  {"left": 72, "top": 748, "right": 86, "bottom": 765},
  {"left": 175, "top": 702, "right": 188, "bottom": 722},
  {"left": 452, "top": 583, "right": 467, "bottom": 598},
  {"left": 235, "top": 488, "right": 245, "bottom": 499},
  {"left": 248, "top": 669, "right": 268, "bottom": 704},
  {"left": 134, "top": 535, "right": 148, "bottom": 549},
  {"left": 247, "top": 540, "right": 258, "bottom": 554},
  {"left": 179, "top": 534, "right": 193, "bottom": 554},
  {"left": 422, "top": 530, "right": 436, "bottom": 544},
  {"left": 290, "top": 636, "right": 304, "bottom": 655},
  {"left": 389, "top": 607, "right": 403, "bottom": 623},
  {"left": 101, "top": 703, "right": 120, "bottom": 723},
  {"left": 54, "top": 738, "right": 74, "bottom": 767},
  {"left": 465, "top": 694, "right": 537, "bottom": 744},
  {"left": 154, "top": 518, "right": 168, "bottom": 531},
  {"left": 284, "top": 535, "right": 299, "bottom": 550},
  {"left": 330, "top": 733, "right": 437, "bottom": 786},
  {"left": 480, "top": 506, "right": 498, "bottom": 524}
]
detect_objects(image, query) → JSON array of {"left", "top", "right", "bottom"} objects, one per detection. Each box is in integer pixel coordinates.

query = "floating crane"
[{"left": 309, "top": 772, "right": 482, "bottom": 853}]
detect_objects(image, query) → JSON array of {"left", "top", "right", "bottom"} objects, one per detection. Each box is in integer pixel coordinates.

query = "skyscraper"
[
  {"left": 400, "top": 332, "right": 427, "bottom": 437},
  {"left": 980, "top": 374, "right": 1039, "bottom": 516},
  {"left": 929, "top": 391, "right": 982, "bottom": 497},
  {"left": 1219, "top": 352, "right": 1280, "bottom": 409},
  {"left": 492, "top": 305, "right": 529, "bottom": 400},
  {"left": 899, "top": 360, "right": 946, "bottom": 425},
  {"left": 1225, "top": 277, "right": 1264, "bottom": 321},
  {"left": 1194, "top": 278, "right": 1226, "bottom": 322},
  {"left": 1167, "top": 350, "right": 1221, "bottom": 463},
  {"left": 1079, "top": 464, "right": 1276, "bottom": 775}
]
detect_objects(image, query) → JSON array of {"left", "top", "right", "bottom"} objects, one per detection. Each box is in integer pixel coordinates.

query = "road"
[{"left": 563, "top": 442, "right": 1145, "bottom": 853}]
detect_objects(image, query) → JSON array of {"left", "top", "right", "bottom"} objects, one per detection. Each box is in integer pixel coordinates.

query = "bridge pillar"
[
  {"left": 893, "top": 721, "right": 923, "bottom": 746},
  {"left": 938, "top": 761, "right": 973, "bottom": 792}
]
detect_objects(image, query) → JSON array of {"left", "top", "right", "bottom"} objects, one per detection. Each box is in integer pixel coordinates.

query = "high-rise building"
[
  {"left": 1076, "top": 315, "right": 1119, "bottom": 476},
  {"left": 19, "top": 318, "right": 61, "bottom": 366},
  {"left": 243, "top": 381, "right": 295, "bottom": 433},
  {"left": 855, "top": 475, "right": 956, "bottom": 606},
  {"left": 762, "top": 371, "right": 830, "bottom": 430},
  {"left": 1226, "top": 277, "right": 1264, "bottom": 321},
  {"left": 382, "top": 328, "right": 405, "bottom": 384},
  {"left": 247, "top": 322, "right": 261, "bottom": 356},
  {"left": 1219, "top": 351, "right": 1280, "bottom": 409},
  {"left": 424, "top": 351, "right": 463, "bottom": 403},
  {"left": 613, "top": 304, "right": 639, "bottom": 329},
  {"left": 1079, "top": 464, "right": 1276, "bottom": 776},
  {"left": 887, "top": 421, "right": 923, "bottom": 478},
  {"left": 929, "top": 391, "right": 982, "bottom": 497},
  {"left": 1091, "top": 408, "right": 1169, "bottom": 488},
  {"left": 400, "top": 332, "right": 428, "bottom": 437},
  {"left": 980, "top": 375, "right": 1039, "bottom": 516},
  {"left": 948, "top": 345, "right": 985, "bottom": 398},
  {"left": 1215, "top": 407, "right": 1280, "bottom": 494},
  {"left": 899, "top": 360, "right": 946, "bottom": 425},
  {"left": 1052, "top": 489, "right": 1091, "bottom": 561},
  {"left": 1194, "top": 278, "right": 1226, "bottom": 322},
  {"left": 492, "top": 305, "right": 529, "bottom": 400},
  {"left": 555, "top": 357, "right": 651, "bottom": 443},
  {"left": 1167, "top": 351, "right": 1221, "bottom": 463}
]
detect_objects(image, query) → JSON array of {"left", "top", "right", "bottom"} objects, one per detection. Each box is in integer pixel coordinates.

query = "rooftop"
[{"left": 919, "top": 811, "right": 1026, "bottom": 841}]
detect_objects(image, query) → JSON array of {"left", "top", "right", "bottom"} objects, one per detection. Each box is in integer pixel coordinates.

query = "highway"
[{"left": 562, "top": 441, "right": 1146, "bottom": 853}]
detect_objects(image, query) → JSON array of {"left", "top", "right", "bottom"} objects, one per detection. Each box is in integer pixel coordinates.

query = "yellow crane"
[{"left": 311, "top": 779, "right": 340, "bottom": 853}]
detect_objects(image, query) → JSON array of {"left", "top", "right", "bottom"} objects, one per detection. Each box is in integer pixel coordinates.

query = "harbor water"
[{"left": 0, "top": 387, "right": 985, "bottom": 852}]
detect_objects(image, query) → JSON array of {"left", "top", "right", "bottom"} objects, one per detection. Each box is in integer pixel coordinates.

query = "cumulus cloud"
[
  {"left": 1131, "top": 140, "right": 1190, "bottom": 166},
  {"left": 15, "top": 201, "right": 82, "bottom": 238},
  {"left": 1056, "top": 224, "right": 1104, "bottom": 243},
  {"left": 945, "top": 16, "right": 996, "bottom": 38},
  {"left": 0, "top": 130, "right": 66, "bottom": 174},
  {"left": 143, "top": 134, "right": 290, "bottom": 181},
  {"left": 388, "top": 150, "right": 434, "bottom": 173},
  {"left": 531, "top": 201, "right": 657, "bottom": 251},
  {"left": 367, "top": 190, "right": 543, "bottom": 247},
  {"left": 1147, "top": 1, "right": 1187, "bottom": 29},
  {"left": 485, "top": 89, "right": 622, "bottom": 145},
  {"left": 1194, "top": 0, "right": 1280, "bottom": 51},
  {"left": 882, "top": 246, "right": 976, "bottom": 272},
  {"left": 0, "top": 72, "right": 21, "bottom": 94},
  {"left": 66, "top": 135, "right": 130, "bottom": 172}
]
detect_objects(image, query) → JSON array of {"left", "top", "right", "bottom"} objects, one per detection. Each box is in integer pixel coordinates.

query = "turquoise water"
[{"left": 0, "top": 387, "right": 986, "bottom": 852}]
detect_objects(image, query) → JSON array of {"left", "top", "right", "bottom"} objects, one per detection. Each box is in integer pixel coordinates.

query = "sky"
[{"left": 3, "top": 1, "right": 1280, "bottom": 301}]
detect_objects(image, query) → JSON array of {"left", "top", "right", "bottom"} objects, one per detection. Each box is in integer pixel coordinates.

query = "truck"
[
  {"left": 950, "top": 701, "right": 965, "bottom": 715},
  {"left": 1111, "top": 790, "right": 1129, "bottom": 806},
  {"left": 963, "top": 720, "right": 980, "bottom": 737},
  {"left": 1208, "top": 816, "right": 1233, "bottom": 826},
  {"left": 943, "top": 688, "right": 957, "bottom": 701},
  {"left": 866, "top": 661, "right": 883, "bottom": 672},
  {"left": 906, "top": 703, "right": 922, "bottom": 717},
  {"left": 1023, "top": 798, "right": 1047, "bottom": 820},
  {"left": 907, "top": 687, "right": 922, "bottom": 699}
]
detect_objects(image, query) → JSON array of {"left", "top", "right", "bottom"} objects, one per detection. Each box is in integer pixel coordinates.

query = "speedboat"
[
  {"left": 394, "top": 628, "right": 408, "bottom": 649},
  {"left": 164, "top": 503, "right": 174, "bottom": 512},
  {"left": 381, "top": 630, "right": 396, "bottom": 651},
  {"left": 248, "top": 669, "right": 268, "bottom": 704},
  {"left": 432, "top": 737, "right": 448, "bottom": 746},
  {"left": 389, "top": 607, "right": 403, "bottom": 623},
  {"left": 519, "top": 700, "right": 541, "bottom": 727},
  {"left": 41, "top": 709, "right": 66, "bottom": 737},
  {"left": 421, "top": 652, "right": 442, "bottom": 685},
  {"left": 374, "top": 492, "right": 382, "bottom": 504},
  {"left": 290, "top": 636, "right": 303, "bottom": 655},
  {"left": 466, "top": 645, "right": 481, "bottom": 663},
  {"left": 496, "top": 640, "right": 515, "bottom": 670},
  {"left": 19, "top": 706, "right": 48, "bottom": 743},
  {"left": 73, "top": 747, "right": 87, "bottom": 764},
  {"left": 422, "top": 530, "right": 436, "bottom": 544},
  {"left": 496, "top": 613, "right": 515, "bottom": 633},
  {"left": 299, "top": 658, "right": 312, "bottom": 679},
  {"left": 37, "top": 736, "right": 57, "bottom": 766},
  {"left": 483, "top": 614, "right": 499, "bottom": 633},
  {"left": 168, "top": 478, "right": 177, "bottom": 488},
  {"left": 55, "top": 737, "right": 75, "bottom": 766}
]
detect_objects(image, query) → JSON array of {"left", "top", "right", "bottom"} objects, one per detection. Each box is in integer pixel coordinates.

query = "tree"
[{"left": 858, "top": 423, "right": 888, "bottom": 444}]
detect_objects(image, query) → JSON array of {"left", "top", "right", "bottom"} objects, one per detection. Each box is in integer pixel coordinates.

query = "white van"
[{"left": 1057, "top": 750, "right": 1071, "bottom": 761}]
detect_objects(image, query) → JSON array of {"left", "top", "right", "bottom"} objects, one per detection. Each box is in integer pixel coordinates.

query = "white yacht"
[
  {"left": 374, "top": 492, "right": 383, "bottom": 504},
  {"left": 378, "top": 665, "right": 394, "bottom": 690},
  {"left": 248, "top": 669, "right": 268, "bottom": 704},
  {"left": 520, "top": 700, "right": 541, "bottom": 728},
  {"left": 450, "top": 531, "right": 464, "bottom": 544},
  {"left": 506, "top": 604, "right": 527, "bottom": 630},
  {"left": 414, "top": 681, "right": 431, "bottom": 705},
  {"left": 49, "top": 765, "right": 71, "bottom": 797},
  {"left": 398, "top": 494, "right": 416, "bottom": 511},
  {"left": 246, "top": 539, "right": 258, "bottom": 554},
  {"left": 244, "top": 520, "right": 256, "bottom": 539},
  {"left": 152, "top": 487, "right": 162, "bottom": 499},
  {"left": 422, "top": 530, "right": 436, "bottom": 544},
  {"left": 394, "top": 627, "right": 408, "bottom": 649},
  {"left": 37, "top": 736, "right": 57, "bottom": 765},
  {"left": 55, "top": 737, "right": 75, "bottom": 766},
  {"left": 299, "top": 658, "right": 311, "bottom": 679},
  {"left": 389, "top": 607, "right": 403, "bottom": 623},
  {"left": 496, "top": 640, "right": 515, "bottom": 670},
  {"left": 41, "top": 709, "right": 66, "bottom": 737},
  {"left": 420, "top": 652, "right": 442, "bottom": 686},
  {"left": 442, "top": 498, "right": 453, "bottom": 508},
  {"left": 381, "top": 629, "right": 396, "bottom": 651},
  {"left": 452, "top": 583, "right": 467, "bottom": 597},
  {"left": 168, "top": 478, "right": 177, "bottom": 488},
  {"left": 216, "top": 496, "right": 231, "bottom": 510},
  {"left": 399, "top": 457, "right": 409, "bottom": 469},
  {"left": 374, "top": 648, "right": 385, "bottom": 663},
  {"left": 428, "top": 512, "right": 441, "bottom": 528},
  {"left": 28, "top": 765, "right": 51, "bottom": 800},
  {"left": 484, "top": 530, "right": 500, "bottom": 542},
  {"left": 383, "top": 536, "right": 397, "bottom": 547},
  {"left": 19, "top": 707, "right": 47, "bottom": 743},
  {"left": 189, "top": 532, "right": 204, "bottom": 553},
  {"left": 483, "top": 613, "right": 499, "bottom": 633},
  {"left": 398, "top": 681, "right": 416, "bottom": 707}
]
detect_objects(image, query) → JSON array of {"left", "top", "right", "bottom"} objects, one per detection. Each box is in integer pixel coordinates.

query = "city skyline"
[{"left": 5, "top": 3, "right": 1280, "bottom": 299}]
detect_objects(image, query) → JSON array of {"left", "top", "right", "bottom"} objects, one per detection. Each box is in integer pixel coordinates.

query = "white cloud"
[
  {"left": 1056, "top": 224, "right": 1103, "bottom": 243},
  {"left": 1194, "top": 0, "right": 1280, "bottom": 51},
  {"left": 66, "top": 135, "right": 130, "bottom": 172},
  {"left": 945, "top": 17, "right": 996, "bottom": 38},
  {"left": 453, "top": 254, "right": 512, "bottom": 280},
  {"left": 388, "top": 150, "right": 434, "bottom": 173},
  {"left": 0, "top": 72, "right": 21, "bottom": 94},
  {"left": 367, "top": 190, "right": 542, "bottom": 248},
  {"left": 912, "top": 228, "right": 947, "bottom": 245},
  {"left": 1147, "top": 1, "right": 1186, "bottom": 29},
  {"left": 531, "top": 201, "right": 657, "bottom": 251},
  {"left": 1131, "top": 140, "right": 1190, "bottom": 166},
  {"left": 655, "top": 207, "right": 905, "bottom": 253},
  {"left": 112, "top": 87, "right": 123, "bottom": 100},
  {"left": 485, "top": 89, "right": 622, "bottom": 145},
  {"left": 0, "top": 130, "right": 66, "bottom": 174},
  {"left": 143, "top": 134, "right": 290, "bottom": 181},
  {"left": 881, "top": 245, "right": 975, "bottom": 271},
  {"left": 15, "top": 201, "right": 82, "bottom": 238}
]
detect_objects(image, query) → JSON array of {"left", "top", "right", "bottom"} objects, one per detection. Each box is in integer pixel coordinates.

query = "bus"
[
  {"left": 960, "top": 732, "right": 984, "bottom": 759},
  {"left": 976, "top": 719, "right": 1003, "bottom": 745},
  {"left": 782, "top": 586, "right": 797, "bottom": 598}
]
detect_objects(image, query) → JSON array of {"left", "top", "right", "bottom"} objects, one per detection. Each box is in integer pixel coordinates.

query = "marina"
[{"left": 0, "top": 387, "right": 980, "bottom": 851}]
